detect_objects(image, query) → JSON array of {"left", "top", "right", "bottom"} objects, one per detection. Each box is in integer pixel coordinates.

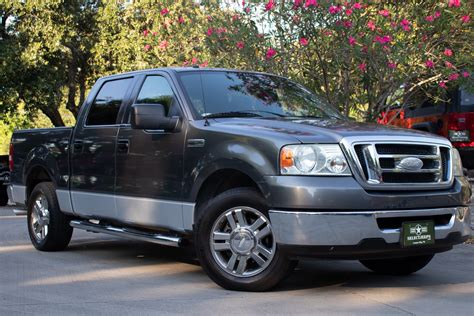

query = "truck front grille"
[{"left": 351, "top": 142, "right": 452, "bottom": 188}]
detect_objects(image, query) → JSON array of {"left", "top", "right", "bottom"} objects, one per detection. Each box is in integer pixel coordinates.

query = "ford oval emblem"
[{"left": 396, "top": 157, "right": 424, "bottom": 171}]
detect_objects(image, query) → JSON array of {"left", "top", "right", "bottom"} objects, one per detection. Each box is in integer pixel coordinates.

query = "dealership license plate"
[{"left": 401, "top": 221, "right": 435, "bottom": 247}]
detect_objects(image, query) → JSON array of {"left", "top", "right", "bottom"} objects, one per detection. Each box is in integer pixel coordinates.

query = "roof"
[{"left": 99, "top": 67, "right": 277, "bottom": 80}]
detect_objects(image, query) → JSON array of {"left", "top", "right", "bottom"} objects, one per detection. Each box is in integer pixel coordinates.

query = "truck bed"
[{"left": 10, "top": 127, "right": 73, "bottom": 192}]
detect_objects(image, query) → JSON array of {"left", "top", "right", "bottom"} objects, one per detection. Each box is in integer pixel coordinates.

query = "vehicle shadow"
[{"left": 66, "top": 236, "right": 474, "bottom": 292}]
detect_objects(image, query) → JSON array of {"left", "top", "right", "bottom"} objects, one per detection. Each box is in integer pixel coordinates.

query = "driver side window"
[{"left": 135, "top": 76, "right": 180, "bottom": 117}]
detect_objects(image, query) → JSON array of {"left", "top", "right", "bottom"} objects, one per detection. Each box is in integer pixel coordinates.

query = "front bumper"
[{"left": 269, "top": 206, "right": 471, "bottom": 258}]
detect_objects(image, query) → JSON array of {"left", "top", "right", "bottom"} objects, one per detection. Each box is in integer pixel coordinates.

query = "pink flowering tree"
[{"left": 202, "top": 0, "right": 473, "bottom": 121}]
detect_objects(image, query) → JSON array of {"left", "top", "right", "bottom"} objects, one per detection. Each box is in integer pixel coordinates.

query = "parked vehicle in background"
[
  {"left": 0, "top": 155, "right": 9, "bottom": 206},
  {"left": 379, "top": 88, "right": 474, "bottom": 179},
  {"left": 7, "top": 68, "right": 472, "bottom": 291}
]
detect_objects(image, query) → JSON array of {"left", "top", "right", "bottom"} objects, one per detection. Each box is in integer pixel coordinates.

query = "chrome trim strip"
[
  {"left": 269, "top": 207, "right": 471, "bottom": 246},
  {"left": 13, "top": 209, "right": 27, "bottom": 216},
  {"left": 70, "top": 190, "right": 195, "bottom": 232},
  {"left": 8, "top": 185, "right": 26, "bottom": 205},
  {"left": 70, "top": 220, "right": 181, "bottom": 247},
  {"left": 56, "top": 189, "right": 74, "bottom": 215},
  {"left": 115, "top": 195, "right": 195, "bottom": 232}
]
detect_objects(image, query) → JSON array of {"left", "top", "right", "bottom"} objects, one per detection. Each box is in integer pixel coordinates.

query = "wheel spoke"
[
  {"left": 213, "top": 232, "right": 230, "bottom": 241},
  {"left": 234, "top": 209, "right": 246, "bottom": 227},
  {"left": 226, "top": 253, "right": 238, "bottom": 271},
  {"left": 255, "top": 225, "right": 271, "bottom": 240},
  {"left": 236, "top": 256, "right": 248, "bottom": 274},
  {"left": 212, "top": 242, "right": 230, "bottom": 251},
  {"left": 225, "top": 213, "right": 237, "bottom": 230},
  {"left": 256, "top": 244, "right": 272, "bottom": 259},
  {"left": 251, "top": 251, "right": 266, "bottom": 267},
  {"left": 249, "top": 217, "right": 265, "bottom": 233}
]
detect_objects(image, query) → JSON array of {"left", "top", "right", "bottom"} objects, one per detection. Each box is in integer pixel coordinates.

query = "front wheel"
[
  {"left": 360, "top": 254, "right": 434, "bottom": 275},
  {"left": 195, "top": 188, "right": 292, "bottom": 291}
]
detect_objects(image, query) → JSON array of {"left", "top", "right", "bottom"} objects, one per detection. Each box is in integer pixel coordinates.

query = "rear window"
[
  {"left": 460, "top": 89, "right": 474, "bottom": 112},
  {"left": 86, "top": 78, "right": 132, "bottom": 126}
]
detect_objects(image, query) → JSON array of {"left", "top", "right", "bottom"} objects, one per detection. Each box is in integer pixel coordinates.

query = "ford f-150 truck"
[{"left": 8, "top": 68, "right": 472, "bottom": 291}]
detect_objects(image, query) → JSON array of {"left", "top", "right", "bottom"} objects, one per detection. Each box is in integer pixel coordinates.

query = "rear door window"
[
  {"left": 134, "top": 76, "right": 180, "bottom": 117},
  {"left": 86, "top": 78, "right": 133, "bottom": 126}
]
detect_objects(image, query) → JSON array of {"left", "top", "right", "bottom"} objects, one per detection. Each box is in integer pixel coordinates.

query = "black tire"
[
  {"left": 27, "top": 182, "right": 73, "bottom": 251},
  {"left": 360, "top": 254, "right": 434, "bottom": 275},
  {"left": 0, "top": 186, "right": 8, "bottom": 206},
  {"left": 195, "top": 187, "right": 292, "bottom": 291}
]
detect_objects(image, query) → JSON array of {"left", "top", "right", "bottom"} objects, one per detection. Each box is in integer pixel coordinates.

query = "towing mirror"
[{"left": 131, "top": 103, "right": 180, "bottom": 132}]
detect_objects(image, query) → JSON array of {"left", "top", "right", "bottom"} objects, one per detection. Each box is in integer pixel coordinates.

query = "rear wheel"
[
  {"left": 195, "top": 188, "right": 292, "bottom": 291},
  {"left": 27, "top": 182, "right": 73, "bottom": 251},
  {"left": 360, "top": 254, "right": 434, "bottom": 275}
]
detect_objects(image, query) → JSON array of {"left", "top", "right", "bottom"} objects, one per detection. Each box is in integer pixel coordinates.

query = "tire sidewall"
[{"left": 195, "top": 188, "right": 290, "bottom": 291}]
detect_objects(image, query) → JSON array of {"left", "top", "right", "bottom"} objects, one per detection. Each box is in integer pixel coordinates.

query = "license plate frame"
[{"left": 401, "top": 220, "right": 435, "bottom": 247}]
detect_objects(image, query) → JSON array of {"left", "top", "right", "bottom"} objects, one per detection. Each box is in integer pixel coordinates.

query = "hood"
[{"left": 211, "top": 117, "right": 448, "bottom": 143}]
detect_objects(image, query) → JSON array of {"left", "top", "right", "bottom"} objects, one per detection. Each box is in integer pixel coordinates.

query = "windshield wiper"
[{"left": 203, "top": 111, "right": 263, "bottom": 119}]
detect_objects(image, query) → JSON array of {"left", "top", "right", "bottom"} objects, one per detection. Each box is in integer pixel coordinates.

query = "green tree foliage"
[{"left": 0, "top": 0, "right": 472, "bottom": 155}]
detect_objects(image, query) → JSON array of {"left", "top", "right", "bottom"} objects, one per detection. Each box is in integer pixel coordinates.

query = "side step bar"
[
  {"left": 13, "top": 209, "right": 27, "bottom": 216},
  {"left": 70, "top": 220, "right": 182, "bottom": 247}
]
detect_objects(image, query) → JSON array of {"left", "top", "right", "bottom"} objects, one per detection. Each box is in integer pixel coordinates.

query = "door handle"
[
  {"left": 73, "top": 140, "right": 83, "bottom": 152},
  {"left": 117, "top": 139, "right": 129, "bottom": 153}
]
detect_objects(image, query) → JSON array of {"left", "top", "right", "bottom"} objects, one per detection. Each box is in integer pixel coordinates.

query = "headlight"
[
  {"left": 452, "top": 148, "right": 464, "bottom": 176},
  {"left": 280, "top": 144, "right": 351, "bottom": 175}
]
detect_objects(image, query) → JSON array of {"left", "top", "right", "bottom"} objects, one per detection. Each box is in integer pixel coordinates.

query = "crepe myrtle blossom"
[
  {"left": 462, "top": 71, "right": 470, "bottom": 78},
  {"left": 367, "top": 20, "right": 376, "bottom": 31},
  {"left": 143, "top": 29, "right": 150, "bottom": 37},
  {"left": 448, "top": 0, "right": 461, "bottom": 8},
  {"left": 445, "top": 61, "right": 454, "bottom": 68},
  {"left": 191, "top": 57, "right": 198, "bottom": 64},
  {"left": 358, "top": 63, "right": 367, "bottom": 72},
  {"left": 345, "top": 9, "right": 353, "bottom": 16},
  {"left": 160, "top": 8, "right": 169, "bottom": 16},
  {"left": 374, "top": 35, "right": 392, "bottom": 44},
  {"left": 200, "top": 61, "right": 209, "bottom": 67},
  {"left": 400, "top": 19, "right": 411, "bottom": 31},
  {"left": 158, "top": 40, "right": 168, "bottom": 50},
  {"left": 265, "top": 0, "right": 275, "bottom": 11},
  {"left": 425, "top": 60, "right": 435, "bottom": 68},
  {"left": 348, "top": 36, "right": 356, "bottom": 46},
  {"left": 353, "top": 2, "right": 362, "bottom": 9},
  {"left": 329, "top": 6, "right": 341, "bottom": 14},
  {"left": 144, "top": 44, "right": 151, "bottom": 51},
  {"left": 425, "top": 15, "right": 434, "bottom": 22},
  {"left": 178, "top": 16, "right": 185, "bottom": 24},
  {"left": 343, "top": 20, "right": 353, "bottom": 28},
  {"left": 379, "top": 9, "right": 390, "bottom": 17},
  {"left": 387, "top": 62, "right": 397, "bottom": 69},
  {"left": 206, "top": 28, "right": 213, "bottom": 36},
  {"left": 245, "top": 7, "right": 251, "bottom": 13},
  {"left": 448, "top": 73, "right": 460, "bottom": 81},
  {"left": 266, "top": 47, "right": 277, "bottom": 59},
  {"left": 444, "top": 48, "right": 453, "bottom": 57},
  {"left": 299, "top": 37, "right": 309, "bottom": 46},
  {"left": 439, "top": 81, "right": 448, "bottom": 89},
  {"left": 305, "top": 0, "right": 318, "bottom": 7},
  {"left": 461, "top": 15, "right": 470, "bottom": 23},
  {"left": 236, "top": 41, "right": 245, "bottom": 49},
  {"left": 434, "top": 11, "right": 441, "bottom": 18}
]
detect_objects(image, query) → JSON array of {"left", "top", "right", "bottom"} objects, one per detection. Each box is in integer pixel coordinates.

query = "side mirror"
[{"left": 131, "top": 103, "right": 180, "bottom": 132}]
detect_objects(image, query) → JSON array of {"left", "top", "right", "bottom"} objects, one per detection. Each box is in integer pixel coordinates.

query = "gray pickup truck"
[{"left": 8, "top": 68, "right": 472, "bottom": 291}]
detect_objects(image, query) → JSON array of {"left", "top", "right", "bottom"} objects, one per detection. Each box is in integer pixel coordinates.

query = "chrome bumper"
[{"left": 269, "top": 207, "right": 471, "bottom": 246}]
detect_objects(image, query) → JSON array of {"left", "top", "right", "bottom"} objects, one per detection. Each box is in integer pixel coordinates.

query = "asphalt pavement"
[{"left": 0, "top": 203, "right": 473, "bottom": 316}]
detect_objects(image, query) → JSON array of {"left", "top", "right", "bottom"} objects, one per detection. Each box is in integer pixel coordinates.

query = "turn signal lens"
[{"left": 280, "top": 147, "right": 294, "bottom": 168}]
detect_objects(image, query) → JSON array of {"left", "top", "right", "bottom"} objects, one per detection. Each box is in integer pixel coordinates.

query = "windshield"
[{"left": 178, "top": 71, "right": 343, "bottom": 119}]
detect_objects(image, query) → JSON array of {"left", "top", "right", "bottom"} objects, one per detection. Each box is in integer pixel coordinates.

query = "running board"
[{"left": 70, "top": 220, "right": 182, "bottom": 247}]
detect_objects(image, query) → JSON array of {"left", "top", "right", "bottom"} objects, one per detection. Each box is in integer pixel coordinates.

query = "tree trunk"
[{"left": 40, "top": 106, "right": 65, "bottom": 127}]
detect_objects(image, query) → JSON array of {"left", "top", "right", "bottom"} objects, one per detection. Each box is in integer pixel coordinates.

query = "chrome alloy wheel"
[
  {"left": 210, "top": 207, "right": 276, "bottom": 278},
  {"left": 30, "top": 194, "right": 50, "bottom": 242}
]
